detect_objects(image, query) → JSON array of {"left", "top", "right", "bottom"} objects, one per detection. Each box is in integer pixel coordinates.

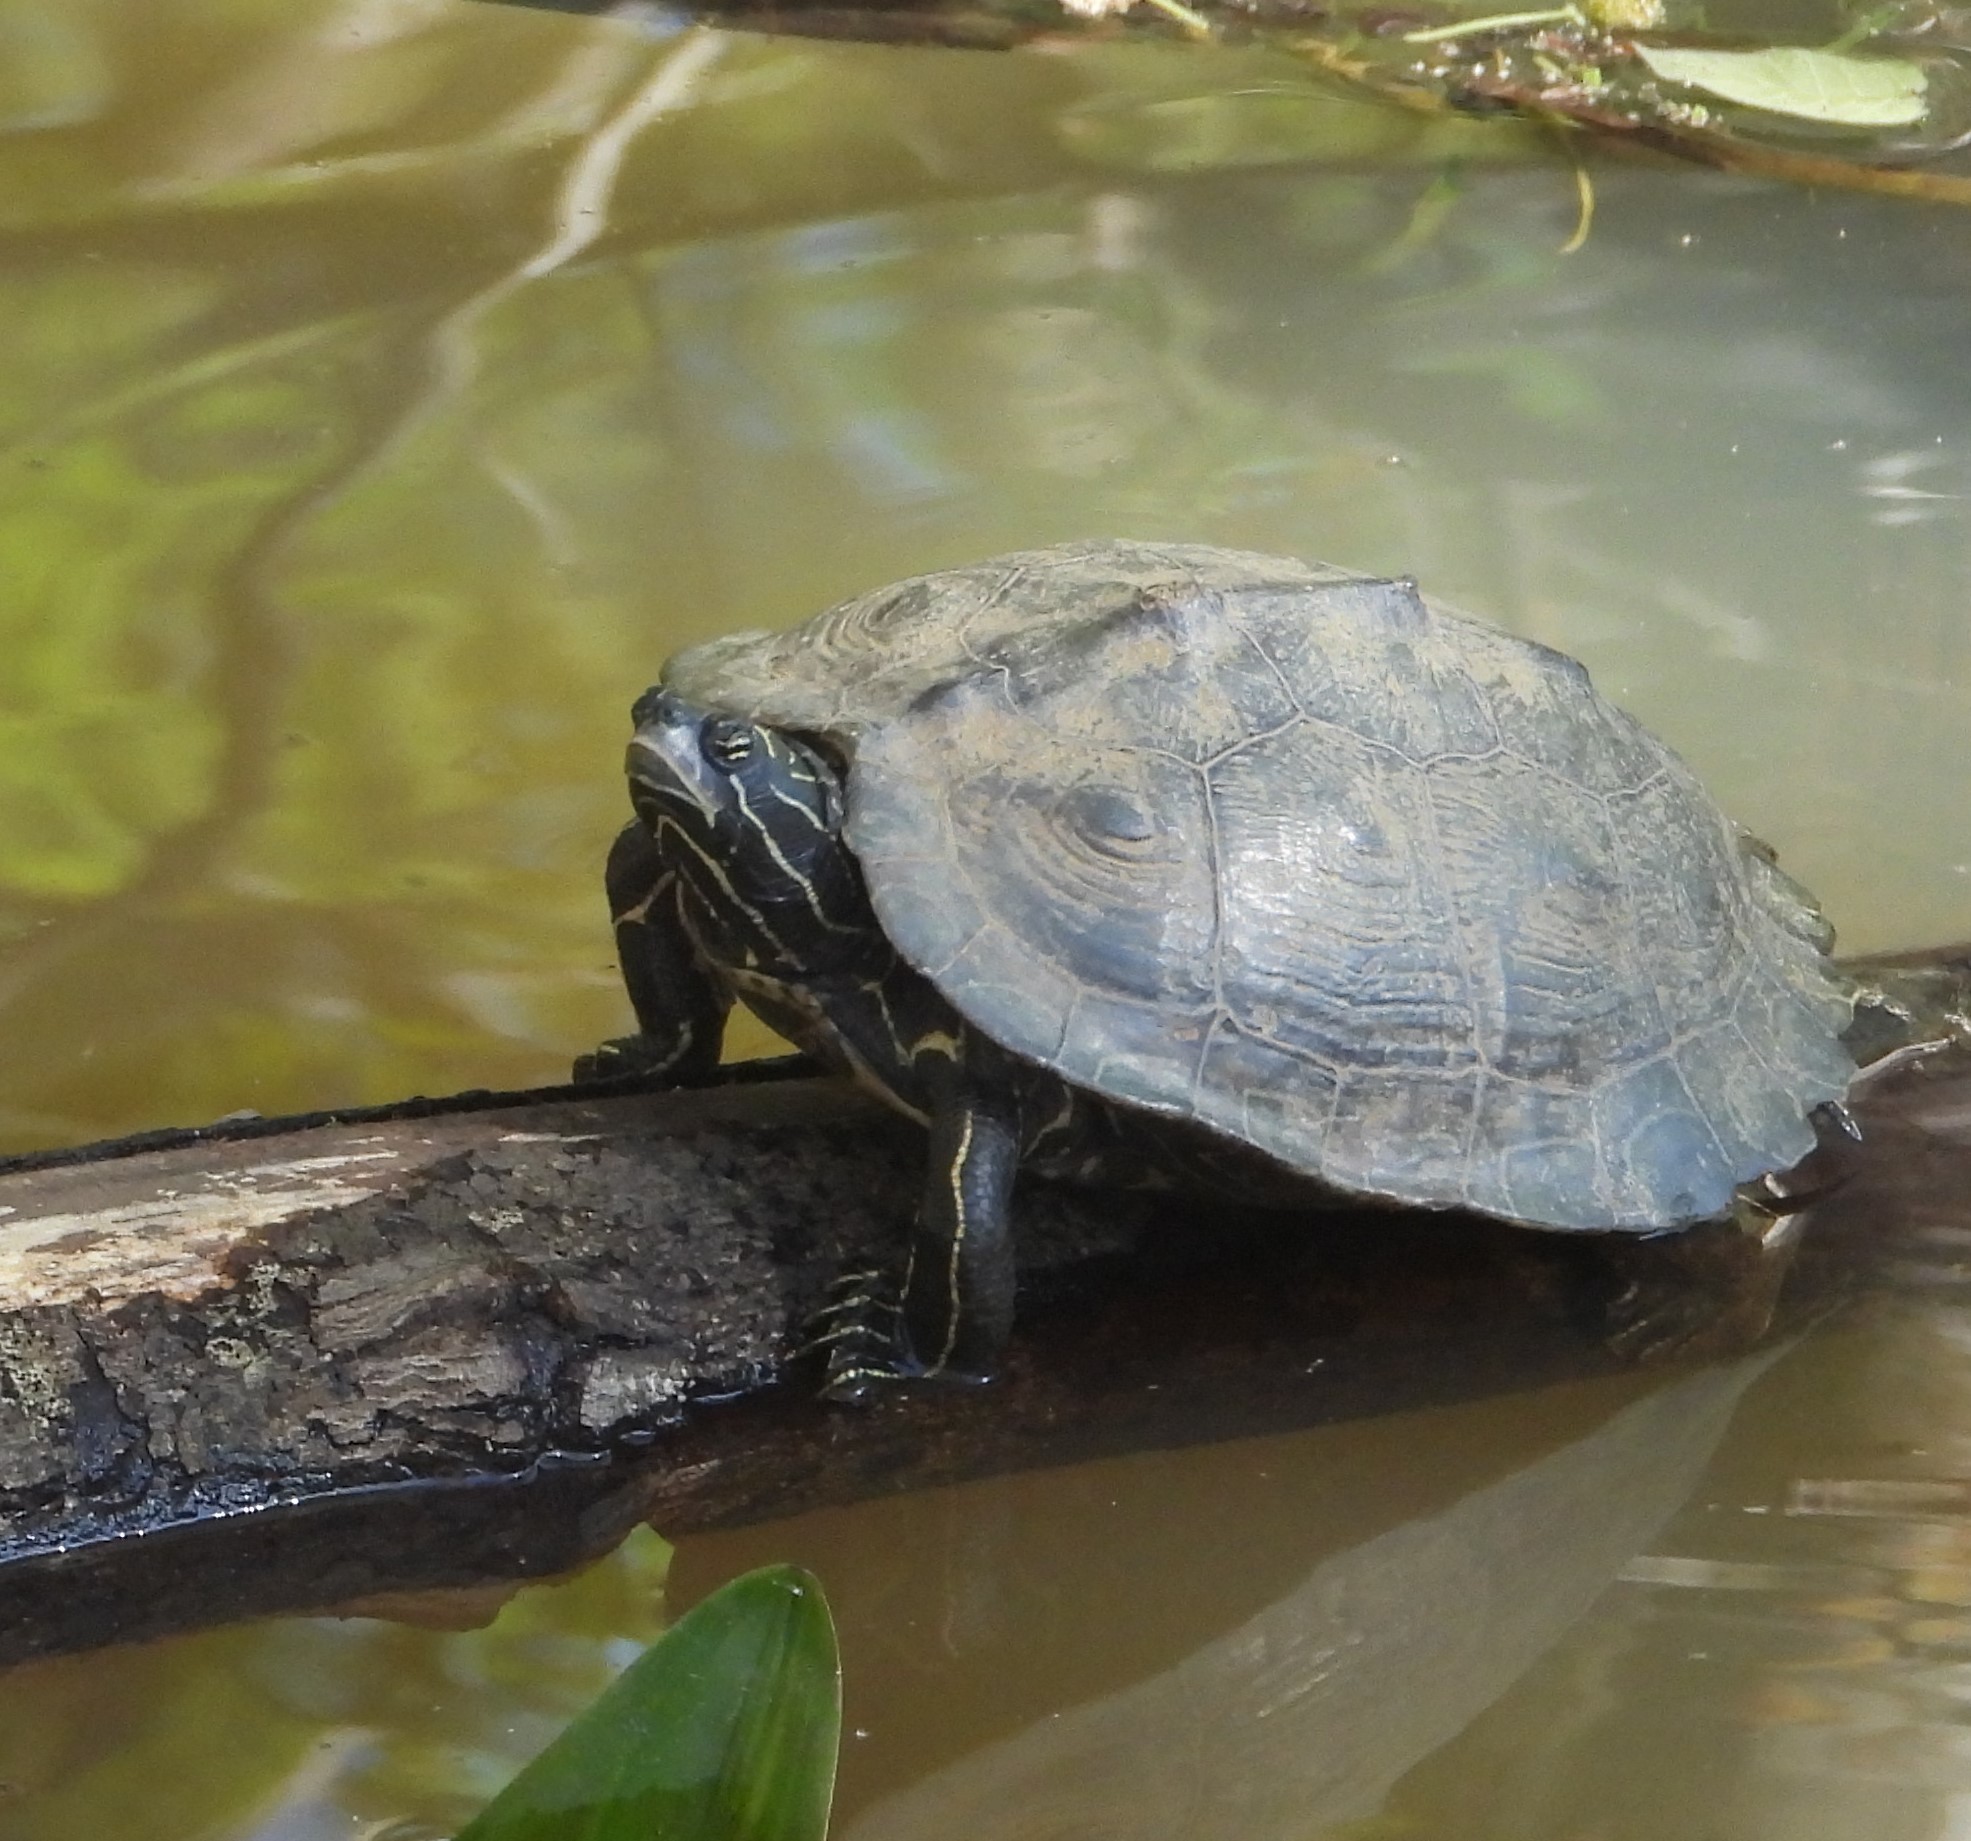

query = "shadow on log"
[{"left": 0, "top": 947, "right": 1963, "bottom": 1664}]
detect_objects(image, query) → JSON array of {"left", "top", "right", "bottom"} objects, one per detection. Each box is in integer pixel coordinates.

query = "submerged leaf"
[
  {"left": 455, "top": 1565, "right": 840, "bottom": 1841},
  {"left": 1634, "top": 43, "right": 1928, "bottom": 127}
]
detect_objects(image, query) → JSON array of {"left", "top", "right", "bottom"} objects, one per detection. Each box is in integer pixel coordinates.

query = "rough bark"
[{"left": 0, "top": 948, "right": 1963, "bottom": 1663}]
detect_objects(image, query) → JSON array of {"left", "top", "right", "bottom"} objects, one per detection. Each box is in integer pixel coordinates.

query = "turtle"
[{"left": 582, "top": 539, "right": 1859, "bottom": 1396}]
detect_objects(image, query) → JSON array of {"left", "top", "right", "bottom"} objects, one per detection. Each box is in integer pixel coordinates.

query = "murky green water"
[{"left": 0, "top": 0, "right": 1967, "bottom": 1835}]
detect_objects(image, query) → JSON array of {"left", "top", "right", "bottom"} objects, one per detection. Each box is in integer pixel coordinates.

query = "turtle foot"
[
  {"left": 800, "top": 1270, "right": 996, "bottom": 1403},
  {"left": 799, "top": 1270, "right": 913, "bottom": 1403},
  {"left": 571, "top": 1036, "right": 682, "bottom": 1086},
  {"left": 1594, "top": 1205, "right": 1799, "bottom": 1363}
]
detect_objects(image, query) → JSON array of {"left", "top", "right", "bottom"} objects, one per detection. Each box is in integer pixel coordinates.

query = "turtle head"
[{"left": 625, "top": 689, "right": 868, "bottom": 964}]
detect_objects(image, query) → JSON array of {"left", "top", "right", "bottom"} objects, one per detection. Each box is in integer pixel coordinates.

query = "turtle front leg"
[
  {"left": 573, "top": 821, "right": 731, "bottom": 1084},
  {"left": 821, "top": 1060, "right": 1024, "bottom": 1400},
  {"left": 902, "top": 1070, "right": 1025, "bottom": 1380}
]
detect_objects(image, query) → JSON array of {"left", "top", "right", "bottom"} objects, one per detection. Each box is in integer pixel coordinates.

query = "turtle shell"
[{"left": 665, "top": 540, "right": 1855, "bottom": 1230}]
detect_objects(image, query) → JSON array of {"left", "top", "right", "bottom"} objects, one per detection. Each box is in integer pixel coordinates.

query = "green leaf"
[
  {"left": 1634, "top": 43, "right": 1928, "bottom": 127},
  {"left": 454, "top": 1565, "right": 840, "bottom": 1841}
]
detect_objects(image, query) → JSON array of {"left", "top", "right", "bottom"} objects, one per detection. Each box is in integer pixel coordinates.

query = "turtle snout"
[
  {"left": 631, "top": 685, "right": 688, "bottom": 730},
  {"left": 627, "top": 697, "right": 725, "bottom": 828}
]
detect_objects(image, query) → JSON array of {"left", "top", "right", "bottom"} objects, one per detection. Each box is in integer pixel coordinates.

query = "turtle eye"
[{"left": 701, "top": 718, "right": 758, "bottom": 769}]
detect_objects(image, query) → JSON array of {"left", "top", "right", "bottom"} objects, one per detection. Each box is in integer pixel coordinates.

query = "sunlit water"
[{"left": 0, "top": 0, "right": 1967, "bottom": 1836}]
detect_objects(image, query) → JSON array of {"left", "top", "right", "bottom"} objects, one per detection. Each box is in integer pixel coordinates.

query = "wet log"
[{"left": 0, "top": 948, "right": 1963, "bottom": 1662}]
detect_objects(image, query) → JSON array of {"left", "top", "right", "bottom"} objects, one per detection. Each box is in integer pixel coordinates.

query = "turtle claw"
[
  {"left": 796, "top": 1271, "right": 921, "bottom": 1401},
  {"left": 572, "top": 1037, "right": 657, "bottom": 1085},
  {"left": 795, "top": 1272, "right": 896, "bottom": 1350},
  {"left": 820, "top": 1353, "right": 910, "bottom": 1407}
]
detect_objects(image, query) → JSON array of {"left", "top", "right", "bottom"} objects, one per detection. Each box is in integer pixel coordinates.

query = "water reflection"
[
  {"left": 1366, "top": 1300, "right": 1971, "bottom": 1841},
  {"left": 0, "top": 1353, "right": 1777, "bottom": 1838},
  {"left": 0, "top": 1526, "right": 675, "bottom": 1841},
  {"left": 675, "top": 1359, "right": 1782, "bottom": 1837}
]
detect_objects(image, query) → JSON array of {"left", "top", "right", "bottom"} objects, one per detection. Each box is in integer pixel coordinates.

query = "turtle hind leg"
[{"left": 1592, "top": 1197, "right": 1804, "bottom": 1363}]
